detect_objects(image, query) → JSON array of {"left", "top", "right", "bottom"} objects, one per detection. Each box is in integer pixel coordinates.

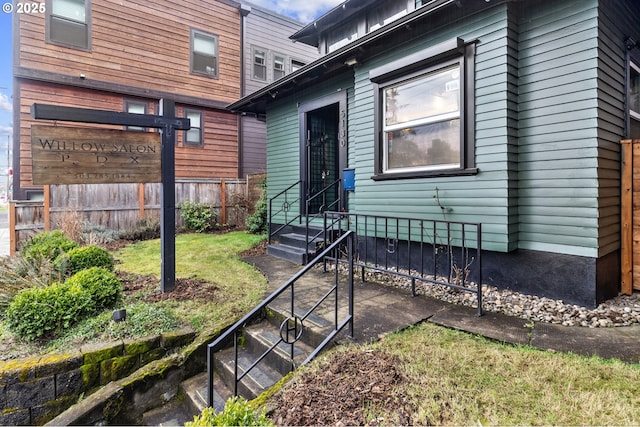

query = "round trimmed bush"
[
  {"left": 57, "top": 245, "right": 115, "bottom": 275},
  {"left": 66, "top": 267, "right": 122, "bottom": 311},
  {"left": 5, "top": 281, "right": 93, "bottom": 341},
  {"left": 21, "top": 230, "right": 78, "bottom": 261}
]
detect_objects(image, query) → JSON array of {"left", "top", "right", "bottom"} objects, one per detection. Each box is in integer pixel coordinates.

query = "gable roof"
[{"left": 227, "top": 0, "right": 484, "bottom": 114}]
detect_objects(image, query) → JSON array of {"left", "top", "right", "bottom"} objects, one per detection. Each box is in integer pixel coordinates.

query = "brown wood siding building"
[{"left": 13, "top": 0, "right": 242, "bottom": 198}]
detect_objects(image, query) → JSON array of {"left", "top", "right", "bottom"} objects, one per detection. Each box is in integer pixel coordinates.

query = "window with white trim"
[
  {"left": 274, "top": 55, "right": 286, "bottom": 80},
  {"left": 125, "top": 100, "right": 147, "bottom": 132},
  {"left": 253, "top": 48, "right": 267, "bottom": 81},
  {"left": 47, "top": 0, "right": 90, "bottom": 49},
  {"left": 371, "top": 38, "right": 476, "bottom": 179},
  {"left": 184, "top": 109, "right": 203, "bottom": 147},
  {"left": 191, "top": 30, "right": 218, "bottom": 77}
]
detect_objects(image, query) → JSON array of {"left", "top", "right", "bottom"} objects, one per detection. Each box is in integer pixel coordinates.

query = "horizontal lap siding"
[
  {"left": 17, "top": 0, "right": 241, "bottom": 103},
  {"left": 597, "top": 1, "right": 640, "bottom": 256},
  {"left": 517, "top": 0, "right": 602, "bottom": 257},
  {"left": 241, "top": 8, "right": 319, "bottom": 177},
  {"left": 18, "top": 81, "right": 239, "bottom": 187},
  {"left": 351, "top": 5, "right": 515, "bottom": 252},
  {"left": 267, "top": 76, "right": 354, "bottom": 224}
]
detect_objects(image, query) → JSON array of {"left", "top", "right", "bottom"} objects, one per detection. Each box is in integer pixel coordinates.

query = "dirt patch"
[
  {"left": 269, "top": 350, "right": 414, "bottom": 426},
  {"left": 120, "top": 272, "right": 218, "bottom": 302},
  {"left": 239, "top": 239, "right": 267, "bottom": 258}
]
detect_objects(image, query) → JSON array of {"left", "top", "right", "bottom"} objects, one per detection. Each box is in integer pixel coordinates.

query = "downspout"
[{"left": 238, "top": 4, "right": 252, "bottom": 178}]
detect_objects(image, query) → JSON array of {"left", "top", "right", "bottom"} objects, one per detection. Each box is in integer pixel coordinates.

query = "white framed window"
[
  {"left": 371, "top": 38, "right": 476, "bottom": 179},
  {"left": 367, "top": 0, "right": 407, "bottom": 32},
  {"left": 253, "top": 48, "right": 267, "bottom": 81},
  {"left": 47, "top": 0, "right": 90, "bottom": 50},
  {"left": 184, "top": 109, "right": 203, "bottom": 147},
  {"left": 383, "top": 65, "right": 461, "bottom": 172},
  {"left": 327, "top": 21, "right": 358, "bottom": 53},
  {"left": 274, "top": 55, "right": 285, "bottom": 80},
  {"left": 191, "top": 30, "right": 218, "bottom": 77},
  {"left": 124, "top": 100, "right": 147, "bottom": 132},
  {"left": 630, "top": 61, "right": 640, "bottom": 120},
  {"left": 291, "top": 59, "right": 305, "bottom": 72}
]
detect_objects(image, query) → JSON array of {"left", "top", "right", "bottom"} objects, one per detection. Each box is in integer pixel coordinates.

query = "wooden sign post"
[{"left": 31, "top": 100, "right": 189, "bottom": 292}]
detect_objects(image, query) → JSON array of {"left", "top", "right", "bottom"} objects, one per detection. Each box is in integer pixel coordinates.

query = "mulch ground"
[
  {"left": 269, "top": 350, "right": 415, "bottom": 426},
  {"left": 119, "top": 272, "right": 218, "bottom": 302}
]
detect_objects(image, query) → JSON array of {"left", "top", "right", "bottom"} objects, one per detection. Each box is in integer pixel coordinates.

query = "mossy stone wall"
[{"left": 0, "top": 328, "right": 195, "bottom": 426}]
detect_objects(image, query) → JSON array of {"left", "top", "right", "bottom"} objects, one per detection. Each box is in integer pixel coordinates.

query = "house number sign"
[{"left": 31, "top": 125, "right": 161, "bottom": 185}]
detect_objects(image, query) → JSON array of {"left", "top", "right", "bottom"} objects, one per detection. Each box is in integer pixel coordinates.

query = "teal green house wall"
[{"left": 233, "top": 0, "right": 640, "bottom": 307}]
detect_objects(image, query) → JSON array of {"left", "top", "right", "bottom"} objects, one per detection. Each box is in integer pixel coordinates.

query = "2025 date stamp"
[{"left": 3, "top": 2, "right": 46, "bottom": 14}]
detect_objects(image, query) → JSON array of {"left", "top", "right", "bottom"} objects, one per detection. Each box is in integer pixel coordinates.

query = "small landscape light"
[{"left": 112, "top": 309, "right": 127, "bottom": 322}]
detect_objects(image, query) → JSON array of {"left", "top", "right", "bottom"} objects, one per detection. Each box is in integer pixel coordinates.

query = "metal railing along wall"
[
  {"left": 323, "top": 212, "right": 483, "bottom": 316},
  {"left": 206, "top": 231, "right": 355, "bottom": 406},
  {"left": 268, "top": 180, "right": 302, "bottom": 245}
]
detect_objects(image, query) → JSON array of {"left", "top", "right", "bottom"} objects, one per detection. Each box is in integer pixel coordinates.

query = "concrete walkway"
[{"left": 245, "top": 255, "right": 640, "bottom": 364}]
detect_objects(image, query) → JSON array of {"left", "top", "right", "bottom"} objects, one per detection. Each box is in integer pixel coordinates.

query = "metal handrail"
[
  {"left": 323, "top": 211, "right": 484, "bottom": 316},
  {"left": 268, "top": 180, "right": 302, "bottom": 244},
  {"left": 305, "top": 178, "right": 341, "bottom": 250},
  {"left": 207, "top": 230, "right": 355, "bottom": 406}
]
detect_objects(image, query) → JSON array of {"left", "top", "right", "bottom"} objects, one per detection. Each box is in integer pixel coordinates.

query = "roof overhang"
[{"left": 227, "top": 0, "right": 494, "bottom": 115}]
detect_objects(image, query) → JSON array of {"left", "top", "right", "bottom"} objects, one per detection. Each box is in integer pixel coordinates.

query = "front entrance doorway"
[{"left": 299, "top": 92, "right": 347, "bottom": 215}]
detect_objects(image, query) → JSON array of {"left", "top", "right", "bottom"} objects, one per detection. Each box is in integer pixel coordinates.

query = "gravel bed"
[{"left": 326, "top": 265, "right": 640, "bottom": 328}]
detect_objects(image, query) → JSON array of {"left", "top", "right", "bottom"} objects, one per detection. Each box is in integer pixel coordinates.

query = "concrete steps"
[
  {"left": 267, "top": 225, "right": 326, "bottom": 264},
  {"left": 147, "top": 299, "right": 336, "bottom": 423}
]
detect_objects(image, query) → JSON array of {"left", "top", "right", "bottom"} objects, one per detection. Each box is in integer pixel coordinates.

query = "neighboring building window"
[
  {"left": 367, "top": 0, "right": 407, "bottom": 32},
  {"left": 184, "top": 109, "right": 203, "bottom": 147},
  {"left": 291, "top": 59, "right": 305, "bottom": 72},
  {"left": 630, "top": 61, "right": 640, "bottom": 119},
  {"left": 253, "top": 48, "right": 267, "bottom": 81},
  {"left": 327, "top": 21, "right": 358, "bottom": 53},
  {"left": 629, "top": 60, "right": 640, "bottom": 137},
  {"left": 47, "top": 0, "right": 90, "bottom": 50},
  {"left": 191, "top": 30, "right": 218, "bottom": 77},
  {"left": 125, "top": 100, "right": 147, "bottom": 131},
  {"left": 371, "top": 38, "right": 476, "bottom": 178},
  {"left": 274, "top": 55, "right": 286, "bottom": 80}
]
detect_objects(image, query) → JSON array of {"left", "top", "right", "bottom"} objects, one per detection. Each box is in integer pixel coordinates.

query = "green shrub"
[
  {"left": 57, "top": 245, "right": 115, "bottom": 275},
  {"left": 246, "top": 179, "right": 268, "bottom": 234},
  {"left": 21, "top": 230, "right": 78, "bottom": 261},
  {"left": 180, "top": 201, "right": 218, "bottom": 233},
  {"left": 66, "top": 267, "right": 122, "bottom": 312},
  {"left": 186, "top": 397, "right": 274, "bottom": 427},
  {"left": 5, "top": 281, "right": 93, "bottom": 341}
]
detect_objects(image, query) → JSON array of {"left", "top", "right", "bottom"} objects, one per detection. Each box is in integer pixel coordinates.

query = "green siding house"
[{"left": 229, "top": 0, "right": 640, "bottom": 308}]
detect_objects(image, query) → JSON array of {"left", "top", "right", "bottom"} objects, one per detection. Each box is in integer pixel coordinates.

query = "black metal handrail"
[
  {"left": 323, "top": 211, "right": 484, "bottom": 316},
  {"left": 268, "top": 180, "right": 302, "bottom": 245},
  {"left": 207, "top": 230, "right": 355, "bottom": 406},
  {"left": 305, "top": 178, "right": 342, "bottom": 250}
]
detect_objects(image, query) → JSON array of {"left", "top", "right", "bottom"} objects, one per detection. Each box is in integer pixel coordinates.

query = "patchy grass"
[
  {"left": 272, "top": 322, "right": 640, "bottom": 425},
  {"left": 115, "top": 231, "right": 267, "bottom": 332}
]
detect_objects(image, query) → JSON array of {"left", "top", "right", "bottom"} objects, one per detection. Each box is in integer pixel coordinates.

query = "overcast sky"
[{"left": 248, "top": 0, "right": 343, "bottom": 23}]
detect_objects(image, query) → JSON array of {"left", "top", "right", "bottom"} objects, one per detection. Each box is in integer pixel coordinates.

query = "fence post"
[
  {"left": 138, "top": 183, "right": 145, "bottom": 219},
  {"left": 9, "top": 201, "right": 15, "bottom": 256},
  {"left": 44, "top": 185, "right": 51, "bottom": 231},
  {"left": 221, "top": 179, "right": 227, "bottom": 225}
]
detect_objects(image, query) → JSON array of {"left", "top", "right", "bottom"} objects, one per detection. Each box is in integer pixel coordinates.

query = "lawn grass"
[
  {"left": 114, "top": 231, "right": 267, "bottom": 331},
  {"left": 300, "top": 322, "right": 640, "bottom": 426}
]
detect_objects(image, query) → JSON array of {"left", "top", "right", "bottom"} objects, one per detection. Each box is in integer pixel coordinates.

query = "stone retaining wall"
[{"left": 0, "top": 328, "right": 196, "bottom": 426}]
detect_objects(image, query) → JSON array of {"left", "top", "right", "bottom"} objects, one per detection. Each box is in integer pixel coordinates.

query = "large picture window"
[
  {"left": 47, "top": 0, "right": 90, "bottom": 50},
  {"left": 371, "top": 38, "right": 476, "bottom": 179},
  {"left": 384, "top": 65, "right": 461, "bottom": 172}
]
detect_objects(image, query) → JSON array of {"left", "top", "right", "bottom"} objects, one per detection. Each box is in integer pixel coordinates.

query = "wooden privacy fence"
[
  {"left": 621, "top": 140, "right": 640, "bottom": 295},
  {"left": 9, "top": 174, "right": 266, "bottom": 255}
]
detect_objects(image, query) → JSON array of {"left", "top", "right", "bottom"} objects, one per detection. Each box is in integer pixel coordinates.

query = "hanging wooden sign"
[{"left": 31, "top": 125, "right": 161, "bottom": 185}]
